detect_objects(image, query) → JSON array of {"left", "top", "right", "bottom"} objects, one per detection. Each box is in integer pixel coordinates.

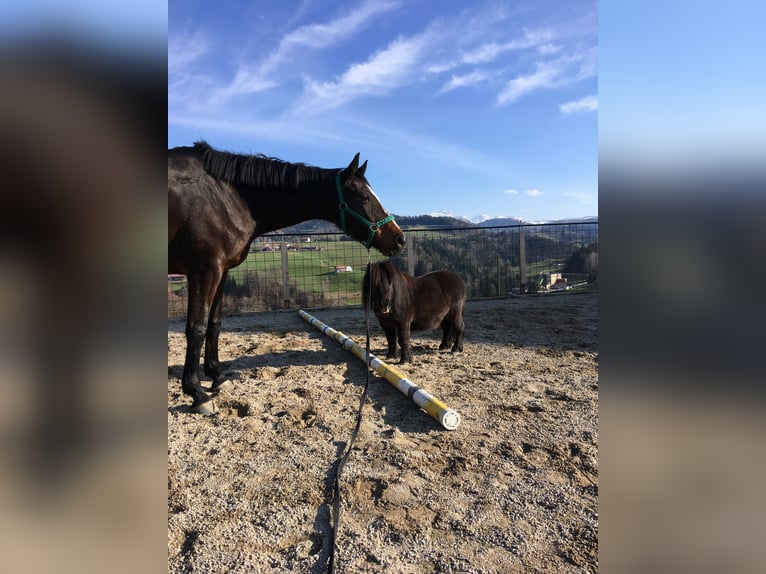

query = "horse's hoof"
[
  {"left": 213, "top": 380, "right": 234, "bottom": 392},
  {"left": 191, "top": 399, "right": 217, "bottom": 415}
]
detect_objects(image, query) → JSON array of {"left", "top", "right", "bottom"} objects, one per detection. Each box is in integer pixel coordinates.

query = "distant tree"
[{"left": 563, "top": 242, "right": 598, "bottom": 281}]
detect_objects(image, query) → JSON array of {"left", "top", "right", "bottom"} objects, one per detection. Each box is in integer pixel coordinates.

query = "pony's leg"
[
  {"left": 182, "top": 268, "right": 223, "bottom": 413},
  {"left": 451, "top": 307, "right": 465, "bottom": 353},
  {"left": 398, "top": 324, "right": 413, "bottom": 363},
  {"left": 383, "top": 326, "right": 398, "bottom": 359},
  {"left": 438, "top": 320, "right": 454, "bottom": 350},
  {"left": 204, "top": 269, "right": 232, "bottom": 392}
]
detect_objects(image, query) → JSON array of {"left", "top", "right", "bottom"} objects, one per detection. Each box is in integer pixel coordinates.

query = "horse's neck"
[{"left": 238, "top": 175, "right": 340, "bottom": 235}]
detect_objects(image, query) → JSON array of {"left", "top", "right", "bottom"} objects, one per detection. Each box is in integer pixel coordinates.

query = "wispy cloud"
[
  {"left": 462, "top": 29, "right": 553, "bottom": 65},
  {"left": 262, "top": 1, "right": 399, "bottom": 74},
  {"left": 302, "top": 33, "right": 432, "bottom": 111},
  {"left": 171, "top": 2, "right": 597, "bottom": 122},
  {"left": 427, "top": 28, "right": 553, "bottom": 76},
  {"left": 210, "top": 0, "right": 400, "bottom": 105},
  {"left": 438, "top": 70, "right": 491, "bottom": 94},
  {"left": 497, "top": 46, "right": 597, "bottom": 106},
  {"left": 562, "top": 190, "right": 597, "bottom": 205},
  {"left": 504, "top": 188, "right": 543, "bottom": 197},
  {"left": 168, "top": 30, "right": 208, "bottom": 71},
  {"left": 560, "top": 94, "right": 598, "bottom": 115}
]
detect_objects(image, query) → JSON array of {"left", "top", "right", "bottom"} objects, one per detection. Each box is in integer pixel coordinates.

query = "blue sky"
[{"left": 168, "top": 0, "right": 598, "bottom": 222}]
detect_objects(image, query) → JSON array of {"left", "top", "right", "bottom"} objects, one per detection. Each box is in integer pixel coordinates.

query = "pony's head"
[
  {"left": 337, "top": 154, "right": 405, "bottom": 256},
  {"left": 367, "top": 261, "right": 397, "bottom": 315}
]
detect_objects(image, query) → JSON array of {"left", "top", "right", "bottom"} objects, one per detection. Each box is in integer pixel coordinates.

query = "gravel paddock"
[{"left": 168, "top": 293, "right": 598, "bottom": 573}]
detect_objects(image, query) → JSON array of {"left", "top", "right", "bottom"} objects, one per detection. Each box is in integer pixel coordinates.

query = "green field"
[
  {"left": 168, "top": 224, "right": 597, "bottom": 314},
  {"left": 226, "top": 239, "right": 390, "bottom": 305}
]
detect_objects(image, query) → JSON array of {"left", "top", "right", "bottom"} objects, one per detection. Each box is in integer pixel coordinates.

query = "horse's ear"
[
  {"left": 357, "top": 160, "right": 368, "bottom": 177},
  {"left": 342, "top": 153, "right": 361, "bottom": 182}
]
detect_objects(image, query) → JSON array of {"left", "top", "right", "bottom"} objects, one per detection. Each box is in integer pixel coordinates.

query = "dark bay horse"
[
  {"left": 169, "top": 142, "right": 405, "bottom": 413},
  {"left": 363, "top": 261, "right": 466, "bottom": 363}
]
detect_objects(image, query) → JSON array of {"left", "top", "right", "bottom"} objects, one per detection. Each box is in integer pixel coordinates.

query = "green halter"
[{"left": 336, "top": 172, "right": 396, "bottom": 249}]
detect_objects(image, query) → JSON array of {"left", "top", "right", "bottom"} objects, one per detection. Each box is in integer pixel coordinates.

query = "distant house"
[
  {"left": 541, "top": 272, "right": 568, "bottom": 291},
  {"left": 551, "top": 275, "right": 569, "bottom": 290},
  {"left": 335, "top": 265, "right": 353, "bottom": 273}
]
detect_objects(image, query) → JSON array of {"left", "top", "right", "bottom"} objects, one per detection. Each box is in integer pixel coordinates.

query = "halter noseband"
[{"left": 336, "top": 172, "right": 396, "bottom": 249}]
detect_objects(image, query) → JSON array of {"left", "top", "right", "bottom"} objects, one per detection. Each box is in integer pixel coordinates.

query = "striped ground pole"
[{"left": 298, "top": 309, "right": 461, "bottom": 430}]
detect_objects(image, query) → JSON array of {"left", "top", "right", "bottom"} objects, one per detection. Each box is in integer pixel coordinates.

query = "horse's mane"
[{"left": 194, "top": 141, "right": 325, "bottom": 189}]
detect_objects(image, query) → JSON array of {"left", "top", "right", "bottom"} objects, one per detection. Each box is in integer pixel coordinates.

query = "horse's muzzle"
[
  {"left": 394, "top": 232, "right": 406, "bottom": 252},
  {"left": 377, "top": 222, "right": 405, "bottom": 256},
  {"left": 382, "top": 232, "right": 406, "bottom": 256}
]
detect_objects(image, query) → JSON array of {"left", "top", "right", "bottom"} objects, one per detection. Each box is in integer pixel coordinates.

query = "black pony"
[
  {"left": 169, "top": 142, "right": 405, "bottom": 413},
  {"left": 363, "top": 261, "right": 466, "bottom": 363}
]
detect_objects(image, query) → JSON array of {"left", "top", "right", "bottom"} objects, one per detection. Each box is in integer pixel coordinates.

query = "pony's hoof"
[
  {"left": 191, "top": 399, "right": 217, "bottom": 415},
  {"left": 213, "top": 380, "right": 234, "bottom": 392}
]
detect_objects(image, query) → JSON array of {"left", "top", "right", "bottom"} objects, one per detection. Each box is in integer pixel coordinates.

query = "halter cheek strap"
[{"left": 336, "top": 172, "right": 396, "bottom": 249}]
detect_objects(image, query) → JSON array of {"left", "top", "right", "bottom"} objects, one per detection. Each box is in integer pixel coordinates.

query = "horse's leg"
[
  {"left": 182, "top": 267, "right": 223, "bottom": 413},
  {"left": 383, "top": 326, "right": 398, "bottom": 359},
  {"left": 204, "top": 269, "right": 232, "bottom": 392},
  {"left": 398, "top": 323, "right": 413, "bottom": 363}
]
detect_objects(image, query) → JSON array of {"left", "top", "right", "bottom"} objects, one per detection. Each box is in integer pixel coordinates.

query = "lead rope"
[{"left": 327, "top": 254, "right": 374, "bottom": 574}]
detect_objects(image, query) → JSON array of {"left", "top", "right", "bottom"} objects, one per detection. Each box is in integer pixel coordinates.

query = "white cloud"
[
  {"left": 262, "top": 1, "right": 399, "bottom": 74},
  {"left": 537, "top": 43, "right": 563, "bottom": 55},
  {"left": 560, "top": 95, "right": 598, "bottom": 115},
  {"left": 463, "top": 29, "right": 553, "bottom": 64},
  {"left": 462, "top": 42, "right": 510, "bottom": 65},
  {"left": 496, "top": 47, "right": 597, "bottom": 106},
  {"left": 428, "top": 28, "right": 553, "bottom": 76},
  {"left": 562, "top": 190, "right": 597, "bottom": 205},
  {"left": 210, "top": 0, "right": 400, "bottom": 105},
  {"left": 303, "top": 33, "right": 431, "bottom": 110},
  {"left": 503, "top": 188, "right": 542, "bottom": 197},
  {"left": 438, "top": 70, "right": 490, "bottom": 94},
  {"left": 168, "top": 30, "right": 208, "bottom": 71},
  {"left": 497, "top": 61, "right": 559, "bottom": 105}
]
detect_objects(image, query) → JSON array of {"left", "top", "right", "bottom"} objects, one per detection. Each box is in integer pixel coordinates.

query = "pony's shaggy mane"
[{"left": 195, "top": 141, "right": 326, "bottom": 189}]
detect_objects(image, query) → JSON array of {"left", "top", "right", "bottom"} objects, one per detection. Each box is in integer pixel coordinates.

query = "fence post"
[
  {"left": 281, "top": 240, "right": 291, "bottom": 308},
  {"left": 407, "top": 234, "right": 416, "bottom": 275},
  {"left": 497, "top": 251, "right": 501, "bottom": 296},
  {"left": 519, "top": 227, "right": 527, "bottom": 293}
]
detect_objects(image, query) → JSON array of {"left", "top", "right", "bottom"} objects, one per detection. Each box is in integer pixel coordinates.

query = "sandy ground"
[{"left": 168, "top": 293, "right": 598, "bottom": 573}]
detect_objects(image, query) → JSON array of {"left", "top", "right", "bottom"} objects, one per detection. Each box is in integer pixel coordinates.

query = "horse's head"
[
  {"left": 337, "top": 154, "right": 405, "bottom": 256},
  {"left": 368, "top": 262, "right": 396, "bottom": 315}
]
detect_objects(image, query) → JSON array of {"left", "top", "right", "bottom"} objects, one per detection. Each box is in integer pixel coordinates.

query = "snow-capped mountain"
[{"left": 428, "top": 210, "right": 597, "bottom": 226}]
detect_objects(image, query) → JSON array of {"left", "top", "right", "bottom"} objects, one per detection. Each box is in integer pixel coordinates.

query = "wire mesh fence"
[{"left": 167, "top": 222, "right": 598, "bottom": 318}]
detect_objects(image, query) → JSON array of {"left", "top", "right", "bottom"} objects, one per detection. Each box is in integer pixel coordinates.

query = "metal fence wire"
[{"left": 167, "top": 222, "right": 598, "bottom": 317}]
